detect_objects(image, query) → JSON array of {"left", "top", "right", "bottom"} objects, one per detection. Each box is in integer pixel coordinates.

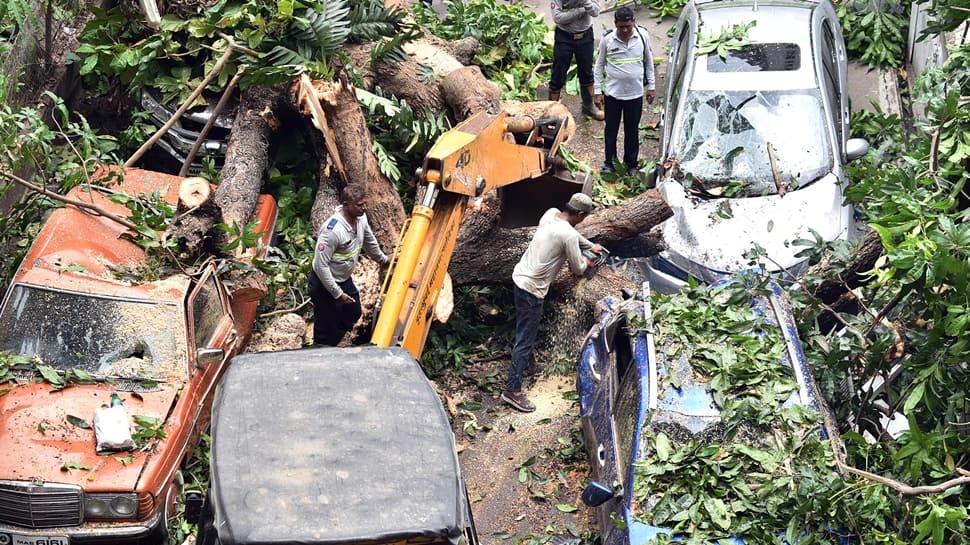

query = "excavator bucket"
[
  {"left": 500, "top": 163, "right": 591, "bottom": 228},
  {"left": 498, "top": 101, "right": 592, "bottom": 228}
]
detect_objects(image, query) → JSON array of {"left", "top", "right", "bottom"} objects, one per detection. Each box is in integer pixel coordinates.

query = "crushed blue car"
[{"left": 577, "top": 277, "right": 848, "bottom": 544}]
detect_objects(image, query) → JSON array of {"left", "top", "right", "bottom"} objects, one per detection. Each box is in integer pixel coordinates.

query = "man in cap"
[{"left": 502, "top": 193, "right": 604, "bottom": 412}]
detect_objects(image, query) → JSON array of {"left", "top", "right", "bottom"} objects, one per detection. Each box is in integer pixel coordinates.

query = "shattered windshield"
[
  {"left": 0, "top": 284, "right": 188, "bottom": 380},
  {"left": 671, "top": 89, "right": 833, "bottom": 196}
]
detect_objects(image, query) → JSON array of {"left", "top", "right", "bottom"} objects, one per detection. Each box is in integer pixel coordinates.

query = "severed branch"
[
  {"left": 179, "top": 66, "right": 245, "bottom": 177},
  {"left": 126, "top": 36, "right": 253, "bottom": 169},
  {"left": 0, "top": 170, "right": 138, "bottom": 231},
  {"left": 838, "top": 463, "right": 970, "bottom": 496}
]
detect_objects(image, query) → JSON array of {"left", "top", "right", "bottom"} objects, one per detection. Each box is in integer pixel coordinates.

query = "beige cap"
[{"left": 567, "top": 193, "right": 595, "bottom": 214}]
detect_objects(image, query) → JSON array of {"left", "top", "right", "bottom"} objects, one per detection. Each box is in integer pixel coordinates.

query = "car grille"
[{"left": 0, "top": 481, "right": 83, "bottom": 528}]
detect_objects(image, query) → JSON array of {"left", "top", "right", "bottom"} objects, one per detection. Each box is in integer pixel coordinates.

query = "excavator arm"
[{"left": 371, "top": 109, "right": 582, "bottom": 358}]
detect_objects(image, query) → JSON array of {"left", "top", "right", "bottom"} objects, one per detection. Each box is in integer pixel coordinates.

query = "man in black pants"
[
  {"left": 308, "top": 184, "right": 389, "bottom": 346},
  {"left": 593, "top": 6, "right": 656, "bottom": 173},
  {"left": 549, "top": 0, "right": 603, "bottom": 121}
]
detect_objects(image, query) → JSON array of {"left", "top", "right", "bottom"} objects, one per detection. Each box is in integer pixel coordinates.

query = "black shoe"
[
  {"left": 600, "top": 163, "right": 615, "bottom": 175},
  {"left": 501, "top": 391, "right": 536, "bottom": 412}
]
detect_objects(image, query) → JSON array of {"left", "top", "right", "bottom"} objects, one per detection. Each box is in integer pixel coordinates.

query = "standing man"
[
  {"left": 309, "top": 184, "right": 390, "bottom": 346},
  {"left": 502, "top": 193, "right": 604, "bottom": 412},
  {"left": 593, "top": 6, "right": 656, "bottom": 174},
  {"left": 550, "top": 0, "right": 604, "bottom": 121}
]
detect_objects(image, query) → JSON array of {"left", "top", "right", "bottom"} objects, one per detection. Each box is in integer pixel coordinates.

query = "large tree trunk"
[
  {"left": 215, "top": 84, "right": 287, "bottom": 232},
  {"left": 295, "top": 73, "right": 407, "bottom": 244}
]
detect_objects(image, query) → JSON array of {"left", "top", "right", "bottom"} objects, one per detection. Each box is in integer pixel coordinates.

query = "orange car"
[{"left": 0, "top": 168, "right": 277, "bottom": 545}]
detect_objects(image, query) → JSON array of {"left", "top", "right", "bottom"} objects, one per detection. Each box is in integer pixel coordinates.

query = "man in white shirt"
[
  {"left": 502, "top": 193, "right": 604, "bottom": 412},
  {"left": 593, "top": 6, "right": 656, "bottom": 174}
]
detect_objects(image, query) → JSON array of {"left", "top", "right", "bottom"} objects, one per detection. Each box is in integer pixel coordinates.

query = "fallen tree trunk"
[{"left": 450, "top": 189, "right": 672, "bottom": 285}]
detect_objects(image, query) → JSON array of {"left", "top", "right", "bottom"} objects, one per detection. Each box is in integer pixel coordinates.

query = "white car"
[{"left": 648, "top": 0, "right": 870, "bottom": 293}]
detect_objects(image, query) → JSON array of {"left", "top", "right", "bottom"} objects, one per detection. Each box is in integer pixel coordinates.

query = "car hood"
[
  {"left": 655, "top": 174, "right": 850, "bottom": 273},
  {"left": 0, "top": 381, "right": 177, "bottom": 487}
]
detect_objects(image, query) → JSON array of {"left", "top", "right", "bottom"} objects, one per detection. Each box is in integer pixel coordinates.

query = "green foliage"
[
  {"left": 355, "top": 86, "right": 449, "bottom": 194},
  {"left": 640, "top": 0, "right": 688, "bottom": 21},
  {"left": 634, "top": 279, "right": 845, "bottom": 542},
  {"left": 787, "top": 40, "right": 970, "bottom": 545},
  {"left": 413, "top": 0, "right": 551, "bottom": 99},
  {"left": 72, "top": 0, "right": 409, "bottom": 103},
  {"left": 835, "top": 0, "right": 908, "bottom": 69},
  {"left": 423, "top": 285, "right": 514, "bottom": 377},
  {"left": 131, "top": 414, "right": 166, "bottom": 447},
  {"left": 694, "top": 21, "right": 755, "bottom": 59},
  {"left": 594, "top": 161, "right": 655, "bottom": 205}
]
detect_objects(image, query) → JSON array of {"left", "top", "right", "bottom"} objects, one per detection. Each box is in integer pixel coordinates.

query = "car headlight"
[{"left": 84, "top": 493, "right": 141, "bottom": 519}]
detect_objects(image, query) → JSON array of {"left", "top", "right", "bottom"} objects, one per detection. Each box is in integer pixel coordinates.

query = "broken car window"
[
  {"left": 672, "top": 89, "right": 833, "bottom": 195},
  {"left": 0, "top": 285, "right": 188, "bottom": 380},
  {"left": 707, "top": 43, "right": 800, "bottom": 73}
]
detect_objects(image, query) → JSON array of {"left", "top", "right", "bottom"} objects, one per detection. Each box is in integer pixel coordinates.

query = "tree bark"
[
  {"left": 215, "top": 84, "right": 287, "bottom": 232},
  {"left": 295, "top": 72, "right": 407, "bottom": 245},
  {"left": 809, "top": 229, "right": 883, "bottom": 332}
]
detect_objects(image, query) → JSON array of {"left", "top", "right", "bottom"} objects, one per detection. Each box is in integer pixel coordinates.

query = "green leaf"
[
  {"left": 556, "top": 504, "right": 579, "bottom": 513},
  {"left": 67, "top": 415, "right": 91, "bottom": 429}
]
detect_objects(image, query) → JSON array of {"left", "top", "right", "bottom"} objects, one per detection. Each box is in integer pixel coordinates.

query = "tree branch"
[
  {"left": 0, "top": 170, "right": 139, "bottom": 231},
  {"left": 838, "top": 462, "right": 970, "bottom": 496}
]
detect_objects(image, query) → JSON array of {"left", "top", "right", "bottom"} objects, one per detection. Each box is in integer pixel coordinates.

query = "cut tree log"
[
  {"left": 215, "top": 84, "right": 287, "bottom": 233},
  {"left": 165, "top": 176, "right": 227, "bottom": 260}
]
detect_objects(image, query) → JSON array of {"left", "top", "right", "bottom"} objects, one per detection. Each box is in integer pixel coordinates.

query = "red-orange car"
[{"left": 0, "top": 168, "right": 277, "bottom": 545}]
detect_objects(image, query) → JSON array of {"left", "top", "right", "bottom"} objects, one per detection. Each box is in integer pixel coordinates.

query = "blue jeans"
[{"left": 506, "top": 284, "right": 544, "bottom": 393}]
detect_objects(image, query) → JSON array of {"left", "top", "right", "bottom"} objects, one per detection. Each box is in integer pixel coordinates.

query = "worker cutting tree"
[{"left": 503, "top": 193, "right": 606, "bottom": 412}]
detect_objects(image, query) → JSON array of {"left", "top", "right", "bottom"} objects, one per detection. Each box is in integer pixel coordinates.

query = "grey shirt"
[
  {"left": 552, "top": 0, "right": 601, "bottom": 33},
  {"left": 312, "top": 206, "right": 388, "bottom": 299},
  {"left": 512, "top": 208, "right": 594, "bottom": 299},
  {"left": 594, "top": 25, "right": 656, "bottom": 98}
]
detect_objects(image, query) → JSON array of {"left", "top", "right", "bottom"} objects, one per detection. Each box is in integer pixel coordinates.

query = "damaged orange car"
[{"left": 0, "top": 168, "right": 277, "bottom": 545}]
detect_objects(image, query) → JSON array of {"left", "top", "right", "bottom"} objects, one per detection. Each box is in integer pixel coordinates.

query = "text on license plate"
[{"left": 0, "top": 534, "right": 69, "bottom": 545}]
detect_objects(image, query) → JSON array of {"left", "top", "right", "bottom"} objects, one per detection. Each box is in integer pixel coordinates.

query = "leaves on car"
[
  {"left": 694, "top": 21, "right": 756, "bottom": 59},
  {"left": 633, "top": 279, "right": 843, "bottom": 543}
]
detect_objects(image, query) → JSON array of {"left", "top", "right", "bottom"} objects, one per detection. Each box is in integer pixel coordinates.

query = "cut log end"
[{"left": 178, "top": 177, "right": 212, "bottom": 209}]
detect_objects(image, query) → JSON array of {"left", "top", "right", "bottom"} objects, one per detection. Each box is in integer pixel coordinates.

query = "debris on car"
[
  {"left": 578, "top": 275, "right": 848, "bottom": 544},
  {"left": 0, "top": 167, "right": 277, "bottom": 545},
  {"left": 648, "top": 0, "right": 870, "bottom": 293}
]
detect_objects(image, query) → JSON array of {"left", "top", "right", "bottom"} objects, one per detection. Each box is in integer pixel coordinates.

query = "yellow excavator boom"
[{"left": 371, "top": 109, "right": 578, "bottom": 358}]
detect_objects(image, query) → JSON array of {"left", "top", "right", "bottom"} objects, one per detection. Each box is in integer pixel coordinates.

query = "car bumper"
[{"left": 0, "top": 508, "right": 164, "bottom": 545}]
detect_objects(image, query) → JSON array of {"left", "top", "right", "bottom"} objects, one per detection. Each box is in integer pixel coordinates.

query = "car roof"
[
  {"left": 209, "top": 345, "right": 467, "bottom": 545},
  {"left": 688, "top": 1, "right": 819, "bottom": 91},
  {"left": 13, "top": 167, "right": 192, "bottom": 302}
]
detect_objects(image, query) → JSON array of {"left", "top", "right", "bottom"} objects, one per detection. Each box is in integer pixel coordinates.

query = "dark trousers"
[
  {"left": 506, "top": 284, "right": 544, "bottom": 393},
  {"left": 308, "top": 272, "right": 361, "bottom": 346},
  {"left": 550, "top": 27, "right": 594, "bottom": 91},
  {"left": 604, "top": 94, "right": 644, "bottom": 170}
]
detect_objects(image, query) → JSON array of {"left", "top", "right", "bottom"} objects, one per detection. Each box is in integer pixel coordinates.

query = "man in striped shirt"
[{"left": 593, "top": 6, "right": 656, "bottom": 174}]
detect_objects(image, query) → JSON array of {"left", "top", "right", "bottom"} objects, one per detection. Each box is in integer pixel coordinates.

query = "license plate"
[{"left": 0, "top": 534, "right": 69, "bottom": 545}]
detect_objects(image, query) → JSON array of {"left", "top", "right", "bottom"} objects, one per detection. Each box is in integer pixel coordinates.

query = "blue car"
[{"left": 577, "top": 277, "right": 846, "bottom": 544}]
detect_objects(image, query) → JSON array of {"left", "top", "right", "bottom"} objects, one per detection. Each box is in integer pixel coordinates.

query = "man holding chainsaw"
[{"left": 503, "top": 193, "right": 606, "bottom": 412}]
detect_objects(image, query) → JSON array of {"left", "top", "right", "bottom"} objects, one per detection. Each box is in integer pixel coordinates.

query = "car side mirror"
[
  {"left": 184, "top": 491, "right": 204, "bottom": 524},
  {"left": 581, "top": 481, "right": 616, "bottom": 507},
  {"left": 197, "top": 347, "right": 225, "bottom": 368},
  {"left": 845, "top": 138, "right": 870, "bottom": 163}
]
